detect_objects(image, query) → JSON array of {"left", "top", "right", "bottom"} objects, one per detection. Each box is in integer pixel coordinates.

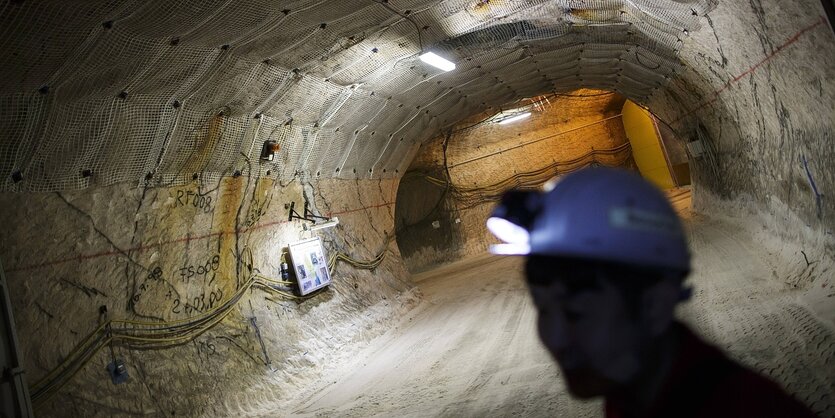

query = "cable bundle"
[
  {"left": 30, "top": 242, "right": 392, "bottom": 408},
  {"left": 416, "top": 142, "right": 632, "bottom": 210},
  {"left": 329, "top": 248, "right": 387, "bottom": 271},
  {"left": 30, "top": 276, "right": 254, "bottom": 405}
]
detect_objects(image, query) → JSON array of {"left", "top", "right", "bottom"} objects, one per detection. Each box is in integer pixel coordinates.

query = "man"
[{"left": 488, "top": 167, "right": 816, "bottom": 418}]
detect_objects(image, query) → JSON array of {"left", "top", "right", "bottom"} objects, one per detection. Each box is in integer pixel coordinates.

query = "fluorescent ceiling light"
[
  {"left": 419, "top": 52, "right": 456, "bottom": 72},
  {"left": 304, "top": 217, "right": 340, "bottom": 231},
  {"left": 498, "top": 112, "right": 532, "bottom": 125}
]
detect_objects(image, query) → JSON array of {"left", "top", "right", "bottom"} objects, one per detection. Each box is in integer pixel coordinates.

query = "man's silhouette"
[{"left": 489, "top": 168, "right": 816, "bottom": 418}]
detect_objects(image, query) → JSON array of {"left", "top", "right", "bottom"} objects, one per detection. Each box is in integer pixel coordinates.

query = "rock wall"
[
  {"left": 650, "top": 0, "right": 834, "bottom": 251},
  {"left": 643, "top": 0, "right": 835, "bottom": 329},
  {"left": 0, "top": 175, "right": 419, "bottom": 416}
]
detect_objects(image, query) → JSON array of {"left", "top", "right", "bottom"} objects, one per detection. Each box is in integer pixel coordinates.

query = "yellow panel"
[{"left": 621, "top": 100, "right": 675, "bottom": 189}]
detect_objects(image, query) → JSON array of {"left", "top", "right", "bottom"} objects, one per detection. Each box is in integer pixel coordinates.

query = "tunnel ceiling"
[{"left": 0, "top": 0, "right": 716, "bottom": 192}]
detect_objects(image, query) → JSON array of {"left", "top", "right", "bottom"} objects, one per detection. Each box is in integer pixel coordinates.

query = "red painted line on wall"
[
  {"left": 671, "top": 16, "right": 827, "bottom": 124},
  {"left": 238, "top": 219, "right": 291, "bottom": 233},
  {"left": 6, "top": 201, "right": 392, "bottom": 273}
]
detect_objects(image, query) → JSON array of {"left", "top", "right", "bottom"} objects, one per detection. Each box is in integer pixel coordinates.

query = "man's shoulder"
[
  {"left": 703, "top": 365, "right": 816, "bottom": 417},
  {"left": 678, "top": 325, "right": 816, "bottom": 417}
]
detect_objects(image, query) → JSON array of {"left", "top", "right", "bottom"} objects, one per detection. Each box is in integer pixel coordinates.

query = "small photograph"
[
  {"left": 319, "top": 267, "right": 329, "bottom": 284},
  {"left": 315, "top": 276, "right": 321, "bottom": 286},
  {"left": 297, "top": 265, "right": 307, "bottom": 280},
  {"left": 310, "top": 252, "right": 320, "bottom": 265},
  {"left": 302, "top": 281, "right": 311, "bottom": 291}
]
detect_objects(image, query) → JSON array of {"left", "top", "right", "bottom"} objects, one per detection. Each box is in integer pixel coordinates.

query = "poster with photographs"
[{"left": 288, "top": 237, "right": 332, "bottom": 295}]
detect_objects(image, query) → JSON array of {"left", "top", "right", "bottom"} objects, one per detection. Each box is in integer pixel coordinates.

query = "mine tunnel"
[{"left": 0, "top": 0, "right": 833, "bottom": 417}]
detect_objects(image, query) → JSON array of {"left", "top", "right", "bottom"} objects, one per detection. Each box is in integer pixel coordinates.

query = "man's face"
[{"left": 525, "top": 257, "right": 646, "bottom": 399}]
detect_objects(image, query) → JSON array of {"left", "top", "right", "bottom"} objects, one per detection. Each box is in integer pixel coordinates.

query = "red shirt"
[{"left": 605, "top": 323, "right": 817, "bottom": 418}]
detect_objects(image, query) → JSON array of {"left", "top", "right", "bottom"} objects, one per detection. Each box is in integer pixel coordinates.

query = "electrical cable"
[
  {"left": 29, "top": 242, "right": 393, "bottom": 407},
  {"left": 371, "top": 0, "right": 424, "bottom": 51},
  {"left": 451, "top": 90, "right": 619, "bottom": 134},
  {"left": 635, "top": 50, "right": 662, "bottom": 70},
  {"left": 413, "top": 142, "right": 632, "bottom": 210},
  {"left": 449, "top": 114, "right": 625, "bottom": 168}
]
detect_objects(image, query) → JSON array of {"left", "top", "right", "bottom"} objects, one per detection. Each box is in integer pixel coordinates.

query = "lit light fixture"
[
  {"left": 419, "top": 51, "right": 456, "bottom": 72},
  {"left": 486, "top": 217, "right": 529, "bottom": 244},
  {"left": 498, "top": 112, "right": 532, "bottom": 125},
  {"left": 542, "top": 176, "right": 562, "bottom": 192},
  {"left": 287, "top": 200, "right": 339, "bottom": 231},
  {"left": 304, "top": 217, "right": 340, "bottom": 231},
  {"left": 488, "top": 243, "right": 532, "bottom": 255},
  {"left": 486, "top": 190, "right": 541, "bottom": 255}
]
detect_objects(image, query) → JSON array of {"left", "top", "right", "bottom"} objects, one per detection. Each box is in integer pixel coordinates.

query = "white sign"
[
  {"left": 288, "top": 237, "right": 332, "bottom": 295},
  {"left": 687, "top": 140, "right": 705, "bottom": 158}
]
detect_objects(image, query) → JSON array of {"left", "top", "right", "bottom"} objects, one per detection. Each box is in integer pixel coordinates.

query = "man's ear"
[{"left": 640, "top": 280, "right": 681, "bottom": 337}]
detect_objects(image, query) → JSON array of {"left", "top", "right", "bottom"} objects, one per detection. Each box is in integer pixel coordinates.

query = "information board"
[{"left": 287, "top": 237, "right": 332, "bottom": 295}]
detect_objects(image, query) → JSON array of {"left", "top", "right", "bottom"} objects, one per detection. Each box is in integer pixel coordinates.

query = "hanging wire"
[
  {"left": 371, "top": 0, "right": 424, "bottom": 51},
  {"left": 409, "top": 142, "right": 632, "bottom": 210}
]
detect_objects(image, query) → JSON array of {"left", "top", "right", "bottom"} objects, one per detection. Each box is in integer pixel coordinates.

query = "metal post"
[{"left": 0, "top": 258, "right": 34, "bottom": 418}]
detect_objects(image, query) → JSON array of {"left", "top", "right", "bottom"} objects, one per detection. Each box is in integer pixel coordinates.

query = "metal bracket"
[{"left": 287, "top": 200, "right": 329, "bottom": 223}]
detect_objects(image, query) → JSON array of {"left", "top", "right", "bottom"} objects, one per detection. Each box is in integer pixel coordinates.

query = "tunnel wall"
[
  {"left": 653, "top": 0, "right": 833, "bottom": 236},
  {"left": 647, "top": 0, "right": 834, "bottom": 300},
  {"left": 0, "top": 177, "right": 419, "bottom": 416},
  {"left": 396, "top": 93, "right": 635, "bottom": 273}
]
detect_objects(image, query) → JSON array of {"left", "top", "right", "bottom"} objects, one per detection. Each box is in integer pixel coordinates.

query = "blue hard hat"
[{"left": 493, "top": 167, "right": 690, "bottom": 272}]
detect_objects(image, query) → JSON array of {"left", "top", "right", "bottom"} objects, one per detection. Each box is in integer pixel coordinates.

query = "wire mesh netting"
[{"left": 0, "top": 0, "right": 715, "bottom": 192}]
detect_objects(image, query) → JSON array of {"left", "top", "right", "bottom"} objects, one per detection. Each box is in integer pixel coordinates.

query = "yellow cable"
[
  {"left": 30, "top": 244, "right": 393, "bottom": 404},
  {"left": 31, "top": 321, "right": 109, "bottom": 390},
  {"left": 120, "top": 306, "right": 235, "bottom": 345},
  {"left": 31, "top": 278, "right": 257, "bottom": 392},
  {"left": 32, "top": 335, "right": 111, "bottom": 407}
]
